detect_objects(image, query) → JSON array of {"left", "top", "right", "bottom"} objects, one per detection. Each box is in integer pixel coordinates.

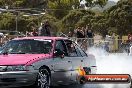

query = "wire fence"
[
  {"left": 71, "top": 38, "right": 132, "bottom": 54},
  {"left": 57, "top": 32, "right": 132, "bottom": 53},
  {"left": 0, "top": 32, "right": 132, "bottom": 54}
]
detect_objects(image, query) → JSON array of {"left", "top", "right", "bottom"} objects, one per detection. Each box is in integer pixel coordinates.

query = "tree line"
[{"left": 0, "top": 0, "right": 131, "bottom": 37}]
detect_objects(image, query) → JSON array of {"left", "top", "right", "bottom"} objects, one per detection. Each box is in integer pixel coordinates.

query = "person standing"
[
  {"left": 38, "top": 21, "right": 51, "bottom": 36},
  {"left": 38, "top": 23, "right": 45, "bottom": 36},
  {"left": 87, "top": 29, "right": 94, "bottom": 47},
  {"left": 76, "top": 27, "right": 85, "bottom": 38},
  {"left": 128, "top": 33, "right": 132, "bottom": 42},
  {"left": 44, "top": 21, "right": 51, "bottom": 36},
  {"left": 87, "top": 29, "right": 94, "bottom": 38},
  {"left": 68, "top": 31, "right": 73, "bottom": 37},
  {"left": 0, "top": 32, "right": 4, "bottom": 46},
  {"left": 31, "top": 26, "right": 38, "bottom": 36},
  {"left": 75, "top": 27, "right": 85, "bottom": 49}
]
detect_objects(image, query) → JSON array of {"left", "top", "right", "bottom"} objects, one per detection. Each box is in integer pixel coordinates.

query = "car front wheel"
[{"left": 37, "top": 68, "right": 51, "bottom": 88}]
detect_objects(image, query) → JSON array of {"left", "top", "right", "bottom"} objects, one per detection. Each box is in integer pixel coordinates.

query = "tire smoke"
[{"left": 85, "top": 47, "right": 132, "bottom": 88}]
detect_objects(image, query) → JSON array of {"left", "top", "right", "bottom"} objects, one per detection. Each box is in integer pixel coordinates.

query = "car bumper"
[{"left": 0, "top": 71, "right": 38, "bottom": 87}]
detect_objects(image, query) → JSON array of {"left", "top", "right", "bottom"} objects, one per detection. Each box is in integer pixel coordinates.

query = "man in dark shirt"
[
  {"left": 87, "top": 30, "right": 94, "bottom": 38},
  {"left": 38, "top": 21, "right": 51, "bottom": 36},
  {"left": 87, "top": 30, "right": 94, "bottom": 47},
  {"left": 76, "top": 27, "right": 85, "bottom": 38}
]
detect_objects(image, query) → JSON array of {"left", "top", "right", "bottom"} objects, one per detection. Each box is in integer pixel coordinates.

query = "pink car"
[{"left": 0, "top": 37, "right": 96, "bottom": 88}]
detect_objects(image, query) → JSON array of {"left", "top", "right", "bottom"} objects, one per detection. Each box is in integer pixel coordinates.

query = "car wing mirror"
[{"left": 54, "top": 49, "right": 65, "bottom": 58}]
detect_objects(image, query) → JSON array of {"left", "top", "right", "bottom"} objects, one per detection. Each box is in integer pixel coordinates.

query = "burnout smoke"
[
  {"left": 84, "top": 47, "right": 132, "bottom": 88},
  {"left": 87, "top": 47, "right": 132, "bottom": 74}
]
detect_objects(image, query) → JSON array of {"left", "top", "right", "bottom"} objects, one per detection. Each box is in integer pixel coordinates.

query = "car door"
[
  {"left": 64, "top": 40, "right": 85, "bottom": 82},
  {"left": 52, "top": 40, "right": 73, "bottom": 84},
  {"left": 74, "top": 43, "right": 97, "bottom": 74}
]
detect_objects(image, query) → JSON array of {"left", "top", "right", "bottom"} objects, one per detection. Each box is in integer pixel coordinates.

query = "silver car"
[{"left": 0, "top": 37, "right": 97, "bottom": 88}]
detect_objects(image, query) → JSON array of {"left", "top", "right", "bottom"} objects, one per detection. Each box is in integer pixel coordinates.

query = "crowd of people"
[
  {"left": 68, "top": 26, "right": 94, "bottom": 39},
  {"left": 26, "top": 23, "right": 95, "bottom": 50},
  {"left": 67, "top": 26, "right": 95, "bottom": 49},
  {"left": 1, "top": 19, "right": 131, "bottom": 52}
]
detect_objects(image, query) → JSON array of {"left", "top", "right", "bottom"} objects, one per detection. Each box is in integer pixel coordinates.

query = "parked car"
[{"left": 0, "top": 37, "right": 97, "bottom": 88}]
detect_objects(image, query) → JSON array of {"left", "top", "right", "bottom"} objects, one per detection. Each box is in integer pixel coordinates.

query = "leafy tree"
[
  {"left": 0, "top": 0, "right": 48, "bottom": 8},
  {"left": 0, "top": 13, "right": 15, "bottom": 31},
  {"left": 0, "top": 0, "right": 112, "bottom": 37},
  {"left": 105, "top": 0, "right": 132, "bottom": 36},
  {"left": 60, "top": 10, "right": 95, "bottom": 32},
  {"left": 48, "top": 0, "right": 80, "bottom": 19}
]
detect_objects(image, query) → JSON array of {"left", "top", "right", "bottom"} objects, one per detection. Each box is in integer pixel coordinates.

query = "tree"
[
  {"left": 105, "top": 0, "right": 132, "bottom": 36},
  {"left": 0, "top": 0, "right": 111, "bottom": 35},
  {"left": 60, "top": 10, "right": 95, "bottom": 32},
  {"left": 0, "top": 0, "right": 48, "bottom": 9},
  {"left": 0, "top": 13, "right": 15, "bottom": 31},
  {"left": 48, "top": 0, "right": 80, "bottom": 19}
]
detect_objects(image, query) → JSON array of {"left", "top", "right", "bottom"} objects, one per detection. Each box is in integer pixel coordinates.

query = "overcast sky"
[
  {"left": 80, "top": 0, "right": 120, "bottom": 4},
  {"left": 109, "top": 0, "right": 120, "bottom": 2}
]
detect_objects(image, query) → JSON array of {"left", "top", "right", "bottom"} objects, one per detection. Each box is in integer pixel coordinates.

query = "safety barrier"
[
  {"left": 58, "top": 32, "right": 132, "bottom": 53},
  {"left": 0, "top": 32, "right": 131, "bottom": 54},
  {"left": 69, "top": 37, "right": 132, "bottom": 53}
]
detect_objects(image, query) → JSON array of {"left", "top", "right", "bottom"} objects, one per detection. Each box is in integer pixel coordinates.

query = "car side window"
[
  {"left": 73, "top": 43, "right": 83, "bottom": 57},
  {"left": 74, "top": 43, "right": 87, "bottom": 57},
  {"left": 64, "top": 40, "right": 78, "bottom": 57},
  {"left": 55, "top": 40, "right": 68, "bottom": 56}
]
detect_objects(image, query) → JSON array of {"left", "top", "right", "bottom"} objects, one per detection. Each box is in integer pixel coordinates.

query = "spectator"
[
  {"left": 31, "top": 27, "right": 38, "bottom": 36},
  {"left": 76, "top": 27, "right": 85, "bottom": 38},
  {"left": 87, "top": 30, "right": 94, "bottom": 38},
  {"left": 81, "top": 27, "right": 86, "bottom": 37},
  {"left": 128, "top": 33, "right": 132, "bottom": 42},
  {"left": 3, "top": 34, "right": 9, "bottom": 44},
  {"left": 38, "top": 21, "right": 51, "bottom": 36},
  {"left": 68, "top": 31, "right": 73, "bottom": 37},
  {"left": 38, "top": 23, "right": 44, "bottom": 36},
  {"left": 44, "top": 21, "right": 51, "bottom": 36},
  {"left": 75, "top": 27, "right": 86, "bottom": 48},
  {"left": 26, "top": 31, "right": 31, "bottom": 37},
  {"left": 87, "top": 29, "right": 94, "bottom": 47},
  {"left": 0, "top": 32, "right": 4, "bottom": 45}
]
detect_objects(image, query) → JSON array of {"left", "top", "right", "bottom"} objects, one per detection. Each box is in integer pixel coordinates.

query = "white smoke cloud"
[
  {"left": 84, "top": 47, "right": 132, "bottom": 88},
  {"left": 87, "top": 47, "right": 132, "bottom": 74},
  {"left": 56, "top": 47, "right": 131, "bottom": 88}
]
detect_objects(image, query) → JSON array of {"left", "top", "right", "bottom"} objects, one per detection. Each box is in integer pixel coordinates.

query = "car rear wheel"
[{"left": 37, "top": 68, "right": 51, "bottom": 88}]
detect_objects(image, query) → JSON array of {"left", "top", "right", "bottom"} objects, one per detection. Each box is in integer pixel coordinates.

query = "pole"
[
  {"left": 15, "top": 11, "right": 18, "bottom": 38},
  {"left": 16, "top": 16, "right": 18, "bottom": 37},
  {"left": 16, "top": 16, "right": 18, "bottom": 32}
]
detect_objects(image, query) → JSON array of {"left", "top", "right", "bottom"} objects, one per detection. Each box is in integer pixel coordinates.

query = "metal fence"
[
  {"left": 0, "top": 33, "right": 131, "bottom": 54},
  {"left": 70, "top": 37, "right": 132, "bottom": 54},
  {"left": 58, "top": 32, "right": 132, "bottom": 53}
]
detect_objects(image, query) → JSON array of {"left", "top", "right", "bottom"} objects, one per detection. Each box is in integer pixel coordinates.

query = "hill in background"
[{"left": 91, "top": 1, "right": 116, "bottom": 12}]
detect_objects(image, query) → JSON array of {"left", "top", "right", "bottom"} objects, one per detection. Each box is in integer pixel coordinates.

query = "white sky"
[
  {"left": 80, "top": 0, "right": 120, "bottom": 4},
  {"left": 109, "top": 0, "right": 120, "bottom": 2}
]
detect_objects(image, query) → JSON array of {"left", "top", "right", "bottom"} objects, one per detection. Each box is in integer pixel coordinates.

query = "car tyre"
[{"left": 36, "top": 67, "right": 51, "bottom": 88}]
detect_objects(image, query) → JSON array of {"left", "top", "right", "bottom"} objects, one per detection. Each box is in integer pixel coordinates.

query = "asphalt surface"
[
  {"left": 7, "top": 52, "right": 132, "bottom": 88},
  {"left": 18, "top": 83, "right": 130, "bottom": 88}
]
